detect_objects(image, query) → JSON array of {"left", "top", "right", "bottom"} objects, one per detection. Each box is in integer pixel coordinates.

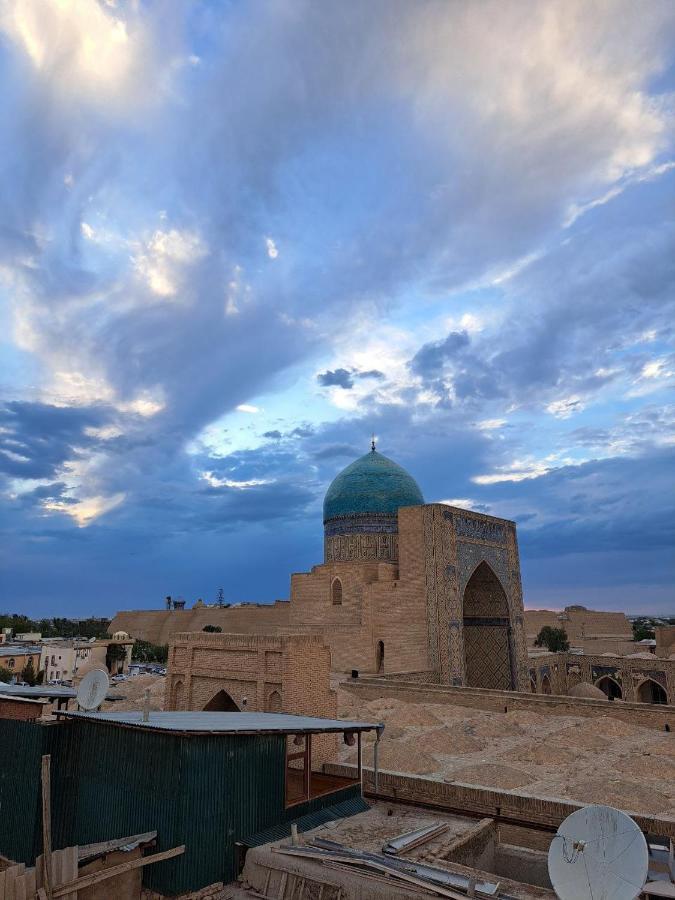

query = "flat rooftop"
[
  {"left": 58, "top": 710, "right": 384, "bottom": 735},
  {"left": 0, "top": 683, "right": 124, "bottom": 701}
]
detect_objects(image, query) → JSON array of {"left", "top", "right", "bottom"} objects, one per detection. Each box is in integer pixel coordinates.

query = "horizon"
[{"left": 1, "top": 2, "right": 674, "bottom": 617}]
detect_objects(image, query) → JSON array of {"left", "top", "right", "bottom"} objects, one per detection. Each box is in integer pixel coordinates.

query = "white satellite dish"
[
  {"left": 76, "top": 669, "right": 110, "bottom": 711},
  {"left": 548, "top": 804, "right": 648, "bottom": 900}
]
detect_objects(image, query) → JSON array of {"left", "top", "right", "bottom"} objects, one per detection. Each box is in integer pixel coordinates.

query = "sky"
[{"left": 0, "top": 0, "right": 674, "bottom": 618}]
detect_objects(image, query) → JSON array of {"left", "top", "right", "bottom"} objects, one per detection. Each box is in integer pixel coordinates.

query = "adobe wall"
[
  {"left": 562, "top": 652, "right": 674, "bottom": 704},
  {"left": 109, "top": 601, "right": 291, "bottom": 645},
  {"left": 343, "top": 676, "right": 674, "bottom": 730},
  {"left": 524, "top": 608, "right": 632, "bottom": 644},
  {"left": 656, "top": 625, "right": 675, "bottom": 657},
  {"left": 165, "top": 631, "right": 338, "bottom": 763}
]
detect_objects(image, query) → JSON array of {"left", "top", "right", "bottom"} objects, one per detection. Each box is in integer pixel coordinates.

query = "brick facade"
[
  {"left": 113, "top": 503, "right": 529, "bottom": 692},
  {"left": 165, "top": 632, "right": 338, "bottom": 763}
]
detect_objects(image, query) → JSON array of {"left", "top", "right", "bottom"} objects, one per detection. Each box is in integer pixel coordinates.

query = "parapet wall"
[
  {"left": 109, "top": 602, "right": 291, "bottom": 645},
  {"left": 324, "top": 763, "right": 675, "bottom": 840},
  {"left": 343, "top": 676, "right": 674, "bottom": 730}
]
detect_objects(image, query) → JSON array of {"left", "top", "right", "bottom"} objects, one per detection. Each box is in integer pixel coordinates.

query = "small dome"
[
  {"left": 569, "top": 682, "right": 608, "bottom": 700},
  {"left": 112, "top": 631, "right": 129, "bottom": 640},
  {"left": 323, "top": 449, "right": 424, "bottom": 521}
]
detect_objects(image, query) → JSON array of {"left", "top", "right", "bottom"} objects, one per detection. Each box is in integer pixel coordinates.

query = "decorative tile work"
[
  {"left": 324, "top": 532, "right": 398, "bottom": 562},
  {"left": 452, "top": 512, "right": 506, "bottom": 543},
  {"left": 463, "top": 623, "right": 512, "bottom": 690}
]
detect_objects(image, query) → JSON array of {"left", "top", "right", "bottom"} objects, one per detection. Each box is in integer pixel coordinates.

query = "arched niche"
[
  {"left": 595, "top": 675, "right": 622, "bottom": 700},
  {"left": 462, "top": 561, "right": 514, "bottom": 690},
  {"left": 203, "top": 689, "right": 240, "bottom": 711},
  {"left": 637, "top": 678, "right": 667, "bottom": 705}
]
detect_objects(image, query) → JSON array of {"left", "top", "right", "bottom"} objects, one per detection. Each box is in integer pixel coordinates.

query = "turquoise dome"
[{"left": 323, "top": 449, "right": 424, "bottom": 522}]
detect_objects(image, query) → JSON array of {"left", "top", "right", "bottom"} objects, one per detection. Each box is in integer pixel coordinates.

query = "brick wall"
[
  {"left": 323, "top": 763, "right": 675, "bottom": 840},
  {"left": 524, "top": 609, "right": 633, "bottom": 644},
  {"left": 165, "top": 631, "right": 338, "bottom": 764},
  {"left": 0, "top": 698, "right": 44, "bottom": 720}
]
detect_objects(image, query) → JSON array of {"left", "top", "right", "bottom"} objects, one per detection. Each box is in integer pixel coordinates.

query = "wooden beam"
[
  {"left": 41, "top": 754, "right": 52, "bottom": 900},
  {"left": 51, "top": 844, "right": 185, "bottom": 897}
]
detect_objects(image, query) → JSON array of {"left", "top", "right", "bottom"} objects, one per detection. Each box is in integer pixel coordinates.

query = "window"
[
  {"left": 331, "top": 578, "right": 343, "bottom": 606},
  {"left": 8, "top": 658, "right": 15, "bottom": 669}
]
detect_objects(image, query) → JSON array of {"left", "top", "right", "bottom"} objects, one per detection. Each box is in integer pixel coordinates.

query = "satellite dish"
[
  {"left": 76, "top": 669, "right": 110, "bottom": 711},
  {"left": 548, "top": 805, "right": 648, "bottom": 900}
]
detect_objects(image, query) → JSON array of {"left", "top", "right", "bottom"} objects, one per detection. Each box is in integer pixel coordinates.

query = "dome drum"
[{"left": 323, "top": 449, "right": 424, "bottom": 563}]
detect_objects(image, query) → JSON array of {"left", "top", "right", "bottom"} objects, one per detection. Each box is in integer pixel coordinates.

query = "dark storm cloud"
[
  {"left": 0, "top": 401, "right": 110, "bottom": 479},
  {"left": 262, "top": 430, "right": 282, "bottom": 440},
  {"left": 410, "top": 331, "right": 471, "bottom": 378}
]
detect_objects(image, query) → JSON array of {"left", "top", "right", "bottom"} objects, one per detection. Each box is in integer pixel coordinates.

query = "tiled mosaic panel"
[{"left": 463, "top": 624, "right": 513, "bottom": 690}]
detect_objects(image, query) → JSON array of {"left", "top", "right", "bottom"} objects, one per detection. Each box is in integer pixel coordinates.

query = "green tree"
[
  {"left": 105, "top": 642, "right": 128, "bottom": 672},
  {"left": 0, "top": 667, "right": 12, "bottom": 684},
  {"left": 20, "top": 658, "right": 37, "bottom": 686},
  {"left": 534, "top": 626, "right": 570, "bottom": 653},
  {"left": 632, "top": 620, "right": 655, "bottom": 642},
  {"left": 131, "top": 640, "right": 168, "bottom": 664},
  {"left": 203, "top": 625, "right": 222, "bottom": 633}
]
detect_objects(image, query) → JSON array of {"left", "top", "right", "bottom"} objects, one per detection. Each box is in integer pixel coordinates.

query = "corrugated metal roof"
[
  {"left": 242, "top": 796, "right": 370, "bottom": 848},
  {"left": 0, "top": 645, "right": 41, "bottom": 656},
  {"left": 57, "top": 710, "right": 383, "bottom": 735},
  {"left": 0, "top": 684, "right": 124, "bottom": 701}
]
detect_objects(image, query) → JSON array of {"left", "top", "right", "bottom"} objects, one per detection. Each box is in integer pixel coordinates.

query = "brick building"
[
  {"left": 164, "top": 632, "right": 338, "bottom": 761},
  {"left": 115, "top": 446, "right": 529, "bottom": 692}
]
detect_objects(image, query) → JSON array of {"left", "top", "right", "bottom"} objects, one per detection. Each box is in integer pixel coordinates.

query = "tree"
[
  {"left": 0, "top": 667, "right": 12, "bottom": 684},
  {"left": 534, "top": 626, "right": 570, "bottom": 653},
  {"left": 132, "top": 640, "right": 168, "bottom": 664},
  {"left": 203, "top": 625, "right": 222, "bottom": 633},
  {"left": 105, "top": 642, "right": 128, "bottom": 673},
  {"left": 20, "top": 658, "right": 37, "bottom": 686},
  {"left": 632, "top": 620, "right": 655, "bottom": 642}
]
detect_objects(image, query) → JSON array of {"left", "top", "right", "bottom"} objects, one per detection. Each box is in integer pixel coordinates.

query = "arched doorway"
[
  {"left": 376, "top": 641, "right": 384, "bottom": 673},
  {"left": 203, "top": 689, "right": 240, "bottom": 711},
  {"left": 462, "top": 561, "right": 514, "bottom": 690},
  {"left": 541, "top": 674, "right": 552, "bottom": 695},
  {"left": 637, "top": 679, "right": 667, "bottom": 704},
  {"left": 173, "top": 679, "right": 184, "bottom": 710},
  {"left": 596, "top": 676, "right": 622, "bottom": 700},
  {"left": 266, "top": 690, "right": 282, "bottom": 712},
  {"left": 529, "top": 675, "right": 537, "bottom": 694}
]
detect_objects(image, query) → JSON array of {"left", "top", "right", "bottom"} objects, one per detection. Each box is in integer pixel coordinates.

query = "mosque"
[{"left": 113, "top": 445, "right": 529, "bottom": 692}]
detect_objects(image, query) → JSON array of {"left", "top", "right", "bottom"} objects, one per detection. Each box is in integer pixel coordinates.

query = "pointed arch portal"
[
  {"left": 203, "top": 689, "right": 240, "bottom": 711},
  {"left": 462, "top": 561, "right": 515, "bottom": 690}
]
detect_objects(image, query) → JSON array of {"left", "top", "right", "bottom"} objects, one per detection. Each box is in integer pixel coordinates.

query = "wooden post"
[
  {"left": 41, "top": 754, "right": 53, "bottom": 900},
  {"left": 357, "top": 731, "right": 362, "bottom": 788}
]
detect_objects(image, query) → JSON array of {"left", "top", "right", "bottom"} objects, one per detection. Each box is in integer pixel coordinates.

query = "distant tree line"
[{"left": 0, "top": 613, "right": 111, "bottom": 639}]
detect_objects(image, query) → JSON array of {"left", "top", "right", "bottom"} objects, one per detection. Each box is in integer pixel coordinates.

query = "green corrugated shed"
[{"left": 0, "top": 718, "right": 365, "bottom": 895}]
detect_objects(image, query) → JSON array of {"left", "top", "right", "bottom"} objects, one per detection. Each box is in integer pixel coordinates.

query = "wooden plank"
[
  {"left": 35, "top": 854, "right": 43, "bottom": 889},
  {"left": 60, "top": 846, "right": 78, "bottom": 900},
  {"left": 41, "top": 755, "right": 52, "bottom": 900},
  {"left": 78, "top": 831, "right": 157, "bottom": 861},
  {"left": 51, "top": 844, "right": 185, "bottom": 897},
  {"left": 21, "top": 866, "right": 36, "bottom": 899},
  {"left": 0, "top": 868, "right": 5, "bottom": 898},
  {"left": 277, "top": 871, "right": 287, "bottom": 899}
]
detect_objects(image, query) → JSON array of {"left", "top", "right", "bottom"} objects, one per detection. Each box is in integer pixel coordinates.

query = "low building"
[
  {"left": 39, "top": 636, "right": 134, "bottom": 683},
  {"left": 0, "top": 710, "right": 380, "bottom": 896},
  {"left": 165, "top": 632, "right": 338, "bottom": 762},
  {"left": 0, "top": 645, "right": 41, "bottom": 680}
]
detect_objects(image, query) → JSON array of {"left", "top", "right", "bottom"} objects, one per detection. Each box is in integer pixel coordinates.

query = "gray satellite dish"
[
  {"left": 76, "top": 669, "right": 110, "bottom": 711},
  {"left": 548, "top": 804, "right": 648, "bottom": 900}
]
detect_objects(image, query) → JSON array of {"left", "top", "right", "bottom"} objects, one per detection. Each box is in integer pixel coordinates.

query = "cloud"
[
  {"left": 317, "top": 368, "right": 354, "bottom": 389},
  {"left": 1, "top": 0, "right": 674, "bottom": 612}
]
